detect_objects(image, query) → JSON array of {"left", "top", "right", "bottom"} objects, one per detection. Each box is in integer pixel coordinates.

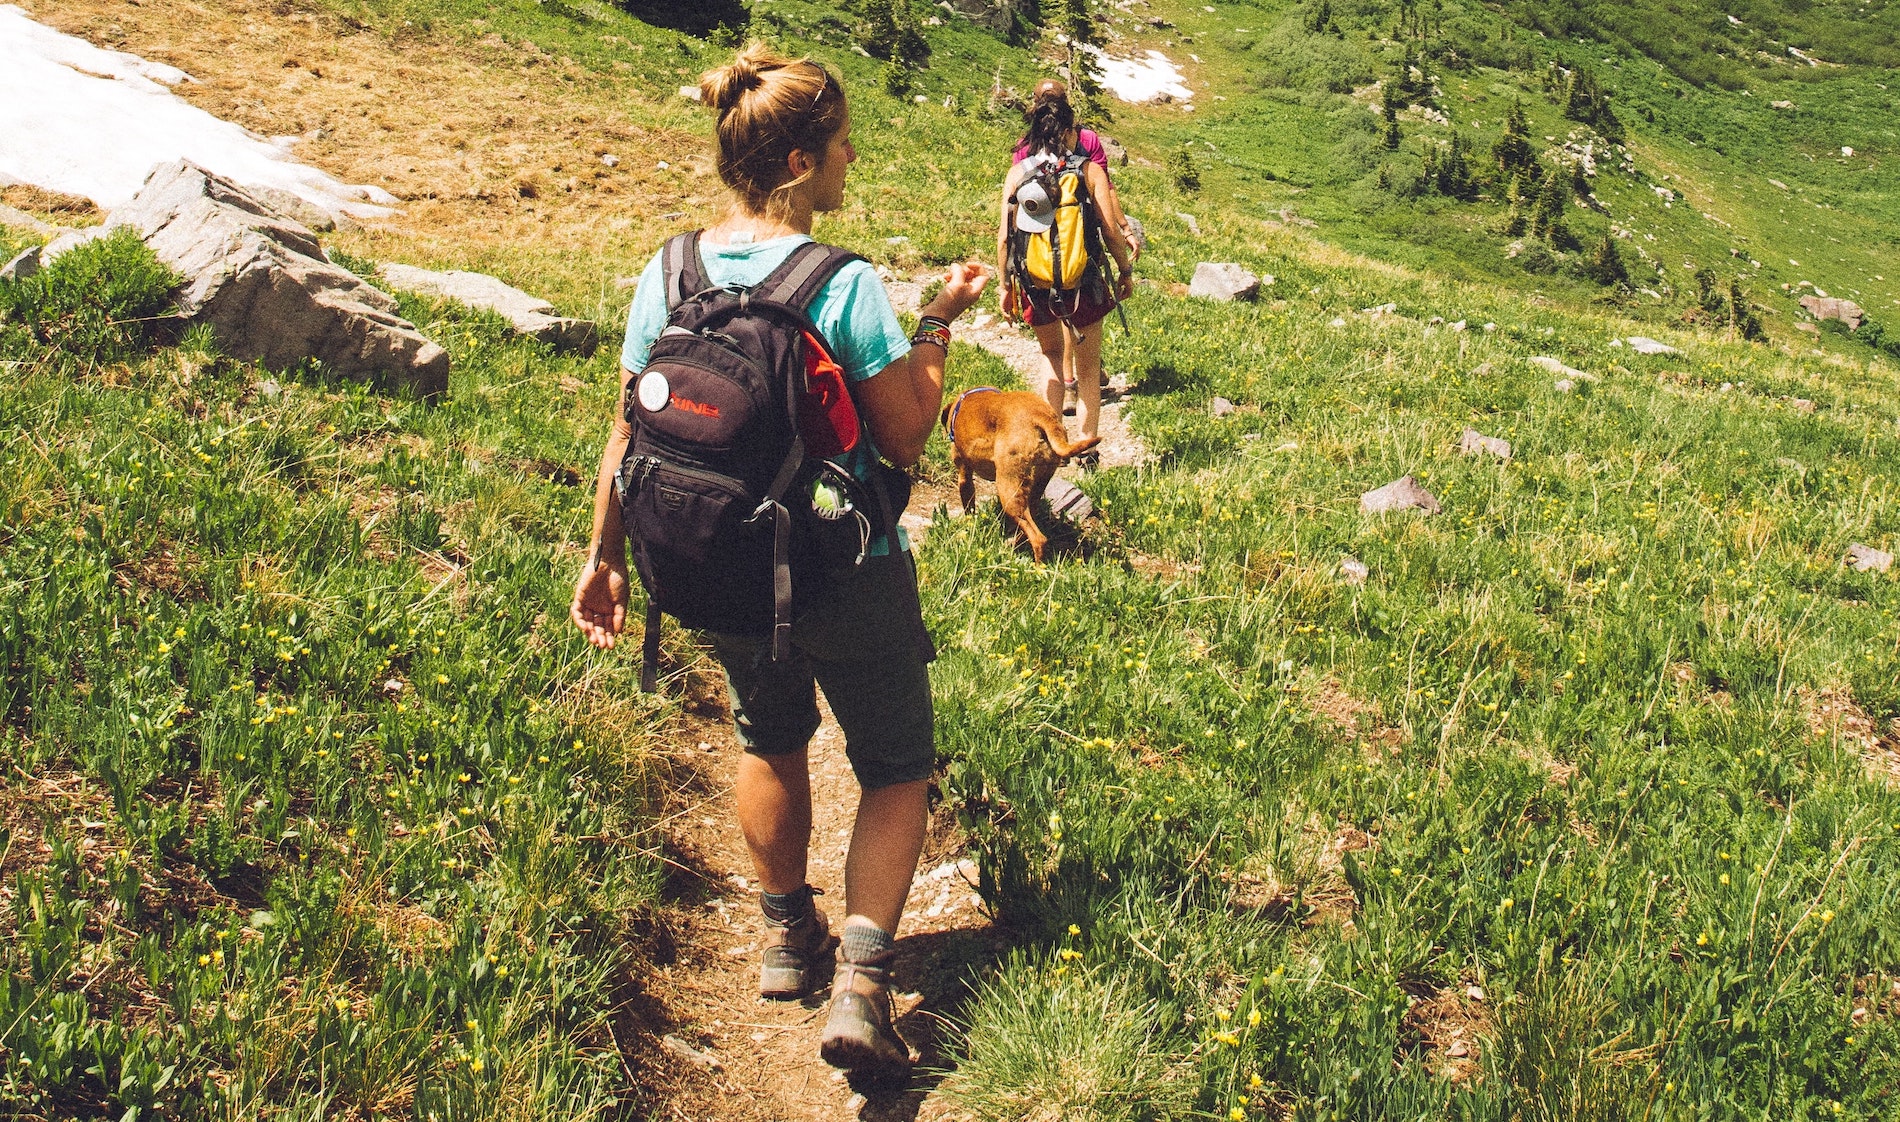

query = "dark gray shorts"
[{"left": 707, "top": 551, "right": 936, "bottom": 790}]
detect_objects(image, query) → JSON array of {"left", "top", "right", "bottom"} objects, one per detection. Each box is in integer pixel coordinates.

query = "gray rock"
[
  {"left": 1042, "top": 476, "right": 1093, "bottom": 524},
  {"left": 1553, "top": 378, "right": 1576, "bottom": 394},
  {"left": 1847, "top": 543, "right": 1894, "bottom": 573},
  {"left": 1625, "top": 336, "right": 1678, "bottom": 355},
  {"left": 0, "top": 202, "right": 55, "bottom": 238},
  {"left": 1530, "top": 355, "right": 1598, "bottom": 382},
  {"left": 1799, "top": 294, "right": 1864, "bottom": 330},
  {"left": 1361, "top": 475, "right": 1441, "bottom": 515},
  {"left": 50, "top": 161, "right": 448, "bottom": 395},
  {"left": 1210, "top": 396, "right": 1236, "bottom": 416},
  {"left": 251, "top": 186, "right": 337, "bottom": 233},
  {"left": 1339, "top": 556, "right": 1369, "bottom": 585},
  {"left": 1460, "top": 428, "right": 1512, "bottom": 460},
  {"left": 1177, "top": 212, "right": 1202, "bottom": 237},
  {"left": 1189, "top": 262, "right": 1259, "bottom": 302},
  {"left": 1, "top": 246, "right": 41, "bottom": 282},
  {"left": 1792, "top": 398, "right": 1816, "bottom": 413},
  {"left": 378, "top": 263, "right": 599, "bottom": 356}
]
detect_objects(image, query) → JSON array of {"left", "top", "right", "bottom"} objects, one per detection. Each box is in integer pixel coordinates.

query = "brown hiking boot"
[
  {"left": 819, "top": 951, "right": 916, "bottom": 1076},
  {"left": 759, "top": 905, "right": 832, "bottom": 1000}
]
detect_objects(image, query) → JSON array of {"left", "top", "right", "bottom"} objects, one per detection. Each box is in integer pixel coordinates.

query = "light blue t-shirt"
[{"left": 620, "top": 233, "right": 913, "bottom": 554}]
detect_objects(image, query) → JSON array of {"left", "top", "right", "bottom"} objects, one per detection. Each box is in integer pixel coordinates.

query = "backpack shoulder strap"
[
  {"left": 755, "top": 241, "right": 864, "bottom": 317},
  {"left": 662, "top": 230, "right": 710, "bottom": 313}
]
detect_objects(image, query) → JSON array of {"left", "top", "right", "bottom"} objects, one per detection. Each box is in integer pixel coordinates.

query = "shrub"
[
  {"left": 0, "top": 228, "right": 179, "bottom": 368},
  {"left": 1168, "top": 146, "right": 1202, "bottom": 193},
  {"left": 1578, "top": 233, "right": 1630, "bottom": 287}
]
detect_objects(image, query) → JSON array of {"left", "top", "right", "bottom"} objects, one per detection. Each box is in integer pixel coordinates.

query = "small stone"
[
  {"left": 1361, "top": 475, "right": 1440, "bottom": 515},
  {"left": 381, "top": 678, "right": 406, "bottom": 698},
  {"left": 1460, "top": 428, "right": 1512, "bottom": 460},
  {"left": 1339, "top": 557, "right": 1369, "bottom": 585},
  {"left": 727, "top": 873, "right": 749, "bottom": 889},
  {"left": 1554, "top": 379, "right": 1575, "bottom": 393},
  {"left": 1792, "top": 398, "right": 1815, "bottom": 413},
  {"left": 1362, "top": 302, "right": 1397, "bottom": 316},
  {"left": 1273, "top": 441, "right": 1299, "bottom": 452},
  {"left": 600, "top": 153, "right": 619, "bottom": 167},
  {"left": 1210, "top": 396, "right": 1236, "bottom": 416},
  {"left": 661, "top": 1035, "right": 722, "bottom": 1070},
  {"left": 1329, "top": 316, "right": 1347, "bottom": 328},
  {"left": 1176, "top": 212, "right": 1202, "bottom": 237},
  {"left": 1449, "top": 320, "right": 1466, "bottom": 332},
  {"left": 614, "top": 275, "right": 640, "bottom": 290},
  {"left": 1447, "top": 1039, "right": 1470, "bottom": 1058},
  {"left": 255, "top": 379, "right": 283, "bottom": 398},
  {"left": 1530, "top": 356, "right": 1598, "bottom": 382},
  {"left": 1043, "top": 477, "right": 1093, "bottom": 524},
  {"left": 698, "top": 740, "right": 714, "bottom": 752},
  {"left": 1482, "top": 322, "right": 1497, "bottom": 332},
  {"left": 1188, "top": 262, "right": 1257, "bottom": 301},
  {"left": 1, "top": 246, "right": 43, "bottom": 282},
  {"left": 1625, "top": 336, "right": 1678, "bottom": 355},
  {"left": 1466, "top": 985, "right": 1485, "bottom": 1002},
  {"left": 678, "top": 85, "right": 701, "bottom": 101},
  {"left": 1847, "top": 543, "right": 1893, "bottom": 573}
]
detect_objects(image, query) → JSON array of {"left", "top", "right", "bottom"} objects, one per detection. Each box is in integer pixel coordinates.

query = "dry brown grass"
[
  {"left": 21, "top": 0, "right": 718, "bottom": 316},
  {"left": 1798, "top": 683, "right": 1900, "bottom": 788}
]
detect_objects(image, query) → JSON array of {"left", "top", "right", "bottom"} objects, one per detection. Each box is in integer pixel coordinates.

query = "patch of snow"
[
  {"left": 0, "top": 5, "right": 393, "bottom": 219},
  {"left": 1084, "top": 46, "right": 1192, "bottom": 104}
]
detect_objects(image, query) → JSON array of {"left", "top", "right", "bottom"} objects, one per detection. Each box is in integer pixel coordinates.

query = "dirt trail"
[{"left": 633, "top": 695, "right": 999, "bottom": 1121}]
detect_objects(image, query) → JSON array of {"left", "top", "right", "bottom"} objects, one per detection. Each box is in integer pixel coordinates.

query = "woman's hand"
[
  {"left": 570, "top": 560, "right": 630, "bottom": 649},
  {"left": 1115, "top": 268, "right": 1135, "bottom": 302},
  {"left": 921, "top": 261, "right": 991, "bottom": 322}
]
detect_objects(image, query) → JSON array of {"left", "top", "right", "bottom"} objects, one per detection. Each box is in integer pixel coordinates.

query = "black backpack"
[{"left": 617, "top": 232, "right": 905, "bottom": 691}]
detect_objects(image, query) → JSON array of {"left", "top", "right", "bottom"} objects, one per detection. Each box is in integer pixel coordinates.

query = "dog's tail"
[{"left": 1035, "top": 416, "right": 1103, "bottom": 461}]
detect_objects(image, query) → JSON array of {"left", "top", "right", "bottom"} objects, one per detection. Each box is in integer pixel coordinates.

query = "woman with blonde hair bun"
[{"left": 571, "top": 43, "right": 988, "bottom": 1079}]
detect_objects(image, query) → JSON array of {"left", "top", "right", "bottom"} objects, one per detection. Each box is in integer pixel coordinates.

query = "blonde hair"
[{"left": 699, "top": 44, "right": 848, "bottom": 220}]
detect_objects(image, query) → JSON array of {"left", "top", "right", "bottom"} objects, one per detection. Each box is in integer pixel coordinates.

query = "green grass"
[{"left": 2, "top": 238, "right": 664, "bottom": 1117}]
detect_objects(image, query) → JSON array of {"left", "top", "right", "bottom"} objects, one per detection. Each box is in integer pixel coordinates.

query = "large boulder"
[
  {"left": 1188, "top": 262, "right": 1260, "bottom": 302},
  {"left": 49, "top": 160, "right": 448, "bottom": 395},
  {"left": 378, "top": 264, "right": 599, "bottom": 356},
  {"left": 1799, "top": 294, "right": 1864, "bottom": 331}
]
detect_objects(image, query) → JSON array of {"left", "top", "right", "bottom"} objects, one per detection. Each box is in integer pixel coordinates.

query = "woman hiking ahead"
[
  {"left": 570, "top": 44, "right": 988, "bottom": 1077},
  {"left": 999, "top": 79, "right": 1136, "bottom": 456}
]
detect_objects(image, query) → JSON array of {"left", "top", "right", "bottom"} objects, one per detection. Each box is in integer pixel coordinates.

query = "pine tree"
[
  {"left": 1492, "top": 99, "right": 1536, "bottom": 176},
  {"left": 1530, "top": 170, "right": 1567, "bottom": 240},
  {"left": 1382, "top": 86, "right": 1402, "bottom": 149},
  {"left": 1306, "top": 0, "right": 1332, "bottom": 34},
  {"left": 1584, "top": 234, "right": 1629, "bottom": 287},
  {"left": 1728, "top": 278, "right": 1765, "bottom": 340}
]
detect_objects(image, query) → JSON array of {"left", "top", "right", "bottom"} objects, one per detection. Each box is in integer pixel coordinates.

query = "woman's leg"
[
  {"left": 842, "top": 779, "right": 928, "bottom": 933},
  {"left": 1073, "top": 323, "right": 1104, "bottom": 439},
  {"left": 1032, "top": 319, "right": 1069, "bottom": 416},
  {"left": 735, "top": 748, "right": 813, "bottom": 893}
]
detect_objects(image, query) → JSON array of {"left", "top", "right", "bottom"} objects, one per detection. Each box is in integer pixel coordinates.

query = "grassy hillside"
[{"left": 3, "top": 0, "right": 1899, "bottom": 1118}]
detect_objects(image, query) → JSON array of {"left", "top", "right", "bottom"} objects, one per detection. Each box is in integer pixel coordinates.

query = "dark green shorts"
[{"left": 707, "top": 551, "right": 936, "bottom": 791}]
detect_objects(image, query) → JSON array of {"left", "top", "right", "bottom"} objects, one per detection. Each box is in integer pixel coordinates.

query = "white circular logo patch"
[{"left": 637, "top": 371, "right": 670, "bottom": 412}]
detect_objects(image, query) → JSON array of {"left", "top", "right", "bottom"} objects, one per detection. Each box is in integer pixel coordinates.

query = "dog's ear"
[{"left": 940, "top": 401, "right": 953, "bottom": 430}]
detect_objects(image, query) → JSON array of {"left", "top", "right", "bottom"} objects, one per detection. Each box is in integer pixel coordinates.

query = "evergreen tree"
[
  {"left": 1306, "top": 0, "right": 1332, "bottom": 34},
  {"left": 1728, "top": 278, "right": 1766, "bottom": 340},
  {"left": 1168, "top": 145, "right": 1201, "bottom": 193},
  {"left": 1381, "top": 84, "right": 1402, "bottom": 149},
  {"left": 1530, "top": 169, "right": 1568, "bottom": 241},
  {"left": 1583, "top": 234, "right": 1629, "bottom": 287},
  {"left": 1492, "top": 100, "right": 1536, "bottom": 176}
]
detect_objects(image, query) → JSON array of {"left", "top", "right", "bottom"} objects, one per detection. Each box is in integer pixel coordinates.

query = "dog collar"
[{"left": 945, "top": 386, "right": 1003, "bottom": 445}]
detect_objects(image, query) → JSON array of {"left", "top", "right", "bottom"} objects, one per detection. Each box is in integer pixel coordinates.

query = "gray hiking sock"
[
  {"left": 839, "top": 922, "right": 895, "bottom": 965},
  {"left": 761, "top": 885, "right": 816, "bottom": 926}
]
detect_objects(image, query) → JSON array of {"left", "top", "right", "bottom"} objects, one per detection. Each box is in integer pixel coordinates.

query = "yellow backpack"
[{"left": 1008, "top": 150, "right": 1105, "bottom": 311}]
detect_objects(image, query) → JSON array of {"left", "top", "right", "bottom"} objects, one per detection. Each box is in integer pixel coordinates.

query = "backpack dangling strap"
[
  {"left": 640, "top": 599, "right": 662, "bottom": 693},
  {"left": 755, "top": 432, "right": 807, "bottom": 662},
  {"left": 663, "top": 230, "right": 712, "bottom": 312}
]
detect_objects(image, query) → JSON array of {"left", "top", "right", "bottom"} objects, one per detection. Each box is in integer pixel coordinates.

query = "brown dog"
[{"left": 940, "top": 388, "right": 1101, "bottom": 561}]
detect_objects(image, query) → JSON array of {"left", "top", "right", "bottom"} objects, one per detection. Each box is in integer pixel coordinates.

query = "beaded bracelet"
[{"left": 911, "top": 318, "right": 951, "bottom": 350}]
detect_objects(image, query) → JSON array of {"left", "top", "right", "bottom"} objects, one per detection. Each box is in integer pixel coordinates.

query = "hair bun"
[
  {"left": 701, "top": 48, "right": 771, "bottom": 113},
  {"left": 700, "top": 64, "right": 760, "bottom": 114}
]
